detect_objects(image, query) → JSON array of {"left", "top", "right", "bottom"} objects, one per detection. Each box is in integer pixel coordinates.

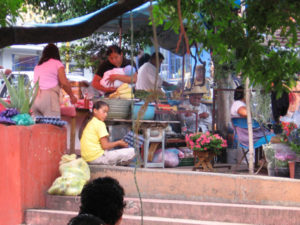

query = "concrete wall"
[
  {"left": 0, "top": 124, "right": 67, "bottom": 225},
  {"left": 91, "top": 165, "right": 300, "bottom": 207}
]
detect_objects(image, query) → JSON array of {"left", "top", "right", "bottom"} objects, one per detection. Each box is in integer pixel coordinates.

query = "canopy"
[
  {"left": 0, "top": 0, "right": 147, "bottom": 49},
  {"left": 0, "top": 0, "right": 185, "bottom": 55}
]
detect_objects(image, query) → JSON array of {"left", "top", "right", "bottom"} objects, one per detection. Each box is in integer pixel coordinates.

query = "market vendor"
[
  {"left": 136, "top": 52, "right": 174, "bottom": 91},
  {"left": 31, "top": 43, "right": 77, "bottom": 117},
  {"left": 179, "top": 85, "right": 212, "bottom": 133},
  {"left": 92, "top": 45, "right": 137, "bottom": 95},
  {"left": 186, "top": 64, "right": 212, "bottom": 101}
]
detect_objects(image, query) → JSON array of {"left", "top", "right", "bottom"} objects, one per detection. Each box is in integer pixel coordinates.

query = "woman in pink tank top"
[{"left": 31, "top": 43, "right": 77, "bottom": 117}]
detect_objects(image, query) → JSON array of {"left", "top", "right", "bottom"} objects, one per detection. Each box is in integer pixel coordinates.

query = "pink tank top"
[{"left": 34, "top": 58, "right": 64, "bottom": 90}]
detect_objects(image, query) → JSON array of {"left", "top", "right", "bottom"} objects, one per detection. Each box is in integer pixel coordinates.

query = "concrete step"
[
  {"left": 44, "top": 195, "right": 300, "bottom": 225},
  {"left": 90, "top": 165, "right": 300, "bottom": 207},
  {"left": 25, "top": 209, "right": 252, "bottom": 225}
]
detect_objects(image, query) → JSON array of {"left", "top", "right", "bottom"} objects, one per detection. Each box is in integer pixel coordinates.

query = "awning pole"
[
  {"left": 181, "top": 54, "right": 185, "bottom": 95},
  {"left": 119, "top": 17, "right": 123, "bottom": 47}
]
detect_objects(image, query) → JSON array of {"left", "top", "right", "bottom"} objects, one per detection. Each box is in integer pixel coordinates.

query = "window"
[{"left": 12, "top": 54, "right": 39, "bottom": 71}]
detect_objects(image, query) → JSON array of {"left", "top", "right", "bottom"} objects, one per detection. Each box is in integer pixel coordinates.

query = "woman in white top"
[
  {"left": 230, "top": 85, "right": 247, "bottom": 118},
  {"left": 230, "top": 85, "right": 274, "bottom": 147}
]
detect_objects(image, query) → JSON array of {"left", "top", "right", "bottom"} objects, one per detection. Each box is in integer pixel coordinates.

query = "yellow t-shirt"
[{"left": 80, "top": 117, "right": 109, "bottom": 162}]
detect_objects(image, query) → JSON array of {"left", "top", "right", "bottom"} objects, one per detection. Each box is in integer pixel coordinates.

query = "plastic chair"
[{"left": 231, "top": 117, "right": 274, "bottom": 173}]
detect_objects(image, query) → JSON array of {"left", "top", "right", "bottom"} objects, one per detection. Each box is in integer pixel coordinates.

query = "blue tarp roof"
[{"left": 34, "top": 2, "right": 151, "bottom": 32}]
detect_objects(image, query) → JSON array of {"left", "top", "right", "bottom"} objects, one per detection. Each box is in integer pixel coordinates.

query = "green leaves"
[
  {"left": 0, "top": 0, "right": 25, "bottom": 27},
  {"left": 0, "top": 72, "right": 39, "bottom": 114},
  {"left": 154, "top": 0, "right": 300, "bottom": 94}
]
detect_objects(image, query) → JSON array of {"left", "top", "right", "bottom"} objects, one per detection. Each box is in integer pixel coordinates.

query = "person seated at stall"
[
  {"left": 179, "top": 85, "right": 212, "bottom": 133},
  {"left": 231, "top": 85, "right": 275, "bottom": 147},
  {"left": 135, "top": 52, "right": 174, "bottom": 91},
  {"left": 80, "top": 100, "right": 135, "bottom": 165},
  {"left": 92, "top": 45, "right": 137, "bottom": 96}
]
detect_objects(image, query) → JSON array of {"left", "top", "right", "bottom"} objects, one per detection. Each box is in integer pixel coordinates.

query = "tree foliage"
[
  {"left": 0, "top": 0, "right": 26, "bottom": 27},
  {"left": 60, "top": 30, "right": 152, "bottom": 73},
  {"left": 26, "top": 0, "right": 152, "bottom": 71},
  {"left": 26, "top": 0, "right": 114, "bottom": 22},
  {"left": 153, "top": 0, "right": 300, "bottom": 95}
]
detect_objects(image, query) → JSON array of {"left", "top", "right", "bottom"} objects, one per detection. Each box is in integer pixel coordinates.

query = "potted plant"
[
  {"left": 286, "top": 128, "right": 300, "bottom": 178},
  {"left": 271, "top": 122, "right": 299, "bottom": 178},
  {"left": 0, "top": 72, "right": 38, "bottom": 125},
  {"left": 185, "top": 132, "right": 227, "bottom": 171}
]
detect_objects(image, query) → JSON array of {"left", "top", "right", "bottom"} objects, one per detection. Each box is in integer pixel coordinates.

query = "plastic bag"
[
  {"left": 11, "top": 113, "right": 34, "bottom": 126},
  {"left": 152, "top": 148, "right": 181, "bottom": 168},
  {"left": 48, "top": 154, "right": 90, "bottom": 196},
  {"left": 273, "top": 144, "right": 296, "bottom": 168}
]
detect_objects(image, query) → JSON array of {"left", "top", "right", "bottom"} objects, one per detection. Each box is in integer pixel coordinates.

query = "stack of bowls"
[{"left": 100, "top": 98, "right": 132, "bottom": 119}]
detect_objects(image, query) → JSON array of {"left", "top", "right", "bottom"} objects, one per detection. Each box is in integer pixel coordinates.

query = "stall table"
[{"left": 106, "top": 119, "right": 180, "bottom": 168}]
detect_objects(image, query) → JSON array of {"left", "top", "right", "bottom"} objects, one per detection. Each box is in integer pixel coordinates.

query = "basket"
[{"left": 178, "top": 157, "right": 194, "bottom": 167}]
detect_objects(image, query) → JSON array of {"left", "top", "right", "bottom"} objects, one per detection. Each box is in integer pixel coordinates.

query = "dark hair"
[
  {"left": 138, "top": 53, "right": 150, "bottom": 68},
  {"left": 78, "top": 101, "right": 109, "bottom": 140},
  {"left": 68, "top": 214, "right": 105, "bottom": 225},
  {"left": 106, "top": 45, "right": 122, "bottom": 56},
  {"left": 150, "top": 52, "right": 164, "bottom": 60},
  {"left": 93, "top": 100, "right": 109, "bottom": 111},
  {"left": 79, "top": 177, "right": 126, "bottom": 225},
  {"left": 234, "top": 85, "right": 244, "bottom": 100},
  {"left": 38, "top": 43, "right": 61, "bottom": 65}
]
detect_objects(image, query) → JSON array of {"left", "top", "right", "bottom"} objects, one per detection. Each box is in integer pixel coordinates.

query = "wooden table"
[{"left": 61, "top": 106, "right": 90, "bottom": 154}]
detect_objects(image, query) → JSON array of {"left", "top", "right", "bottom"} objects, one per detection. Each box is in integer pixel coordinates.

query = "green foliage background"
[
  {"left": 153, "top": 0, "right": 300, "bottom": 95},
  {"left": 1, "top": 0, "right": 300, "bottom": 95}
]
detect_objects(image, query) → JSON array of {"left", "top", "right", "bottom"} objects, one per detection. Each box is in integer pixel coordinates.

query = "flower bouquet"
[
  {"left": 280, "top": 122, "right": 300, "bottom": 159},
  {"left": 185, "top": 132, "right": 227, "bottom": 155}
]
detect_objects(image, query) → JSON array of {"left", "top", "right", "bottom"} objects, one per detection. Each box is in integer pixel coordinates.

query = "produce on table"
[{"left": 109, "top": 83, "right": 133, "bottom": 99}]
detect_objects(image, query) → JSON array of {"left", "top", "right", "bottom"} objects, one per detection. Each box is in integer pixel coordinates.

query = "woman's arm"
[
  {"left": 92, "top": 74, "right": 117, "bottom": 93},
  {"left": 58, "top": 67, "right": 77, "bottom": 104},
  {"left": 100, "top": 136, "right": 129, "bottom": 150},
  {"left": 106, "top": 72, "right": 137, "bottom": 86},
  {"left": 237, "top": 106, "right": 247, "bottom": 117}
]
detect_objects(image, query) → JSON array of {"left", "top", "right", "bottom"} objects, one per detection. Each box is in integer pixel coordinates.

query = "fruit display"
[{"left": 108, "top": 83, "right": 133, "bottom": 99}]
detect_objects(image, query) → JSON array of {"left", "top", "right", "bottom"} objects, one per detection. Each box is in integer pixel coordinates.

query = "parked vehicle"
[{"left": 0, "top": 71, "right": 33, "bottom": 98}]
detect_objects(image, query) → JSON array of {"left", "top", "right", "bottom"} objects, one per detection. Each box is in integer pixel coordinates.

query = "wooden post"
[
  {"left": 69, "top": 116, "right": 76, "bottom": 154},
  {"left": 245, "top": 77, "right": 254, "bottom": 174}
]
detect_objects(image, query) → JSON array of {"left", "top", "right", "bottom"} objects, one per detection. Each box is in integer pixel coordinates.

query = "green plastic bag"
[{"left": 48, "top": 154, "right": 90, "bottom": 196}]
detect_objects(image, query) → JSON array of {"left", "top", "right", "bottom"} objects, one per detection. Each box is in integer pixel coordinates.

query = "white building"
[{"left": 0, "top": 44, "right": 43, "bottom": 72}]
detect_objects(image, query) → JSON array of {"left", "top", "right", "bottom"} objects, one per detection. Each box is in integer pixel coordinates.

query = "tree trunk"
[{"left": 215, "top": 73, "right": 233, "bottom": 138}]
